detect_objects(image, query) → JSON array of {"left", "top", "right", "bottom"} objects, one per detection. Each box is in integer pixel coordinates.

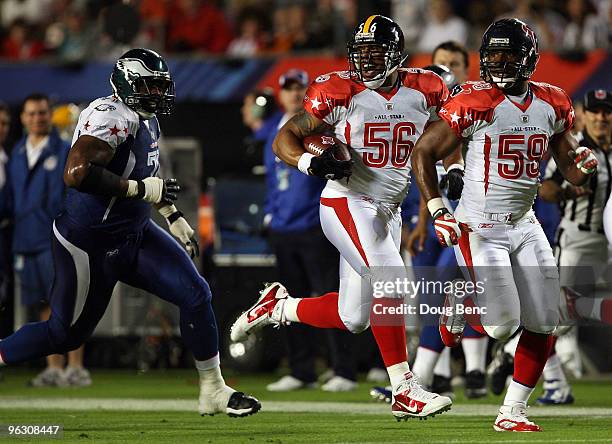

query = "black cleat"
[
  {"left": 465, "top": 370, "right": 487, "bottom": 399},
  {"left": 226, "top": 391, "right": 261, "bottom": 417},
  {"left": 489, "top": 350, "right": 514, "bottom": 396},
  {"left": 431, "top": 375, "right": 454, "bottom": 399}
]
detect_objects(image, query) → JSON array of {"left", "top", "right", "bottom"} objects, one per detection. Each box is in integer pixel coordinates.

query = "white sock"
[
  {"left": 503, "top": 379, "right": 534, "bottom": 407},
  {"left": 463, "top": 336, "right": 488, "bottom": 373},
  {"left": 412, "top": 347, "right": 438, "bottom": 386},
  {"left": 504, "top": 334, "right": 520, "bottom": 356},
  {"left": 387, "top": 361, "right": 410, "bottom": 388},
  {"left": 196, "top": 354, "right": 225, "bottom": 388},
  {"left": 542, "top": 353, "right": 567, "bottom": 384},
  {"left": 283, "top": 297, "right": 301, "bottom": 322},
  {"left": 433, "top": 347, "right": 451, "bottom": 378}
]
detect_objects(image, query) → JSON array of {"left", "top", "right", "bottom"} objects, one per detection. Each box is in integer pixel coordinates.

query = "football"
[{"left": 303, "top": 134, "right": 351, "bottom": 162}]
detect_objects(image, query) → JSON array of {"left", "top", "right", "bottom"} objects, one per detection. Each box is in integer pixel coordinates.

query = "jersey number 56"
[{"left": 362, "top": 122, "right": 416, "bottom": 168}]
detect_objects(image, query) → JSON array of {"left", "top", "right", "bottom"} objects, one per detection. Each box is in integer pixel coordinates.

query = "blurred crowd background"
[{"left": 0, "top": 0, "right": 610, "bottom": 62}]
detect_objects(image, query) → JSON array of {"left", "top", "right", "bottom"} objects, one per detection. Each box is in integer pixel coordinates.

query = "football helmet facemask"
[
  {"left": 111, "top": 48, "right": 175, "bottom": 119},
  {"left": 348, "top": 15, "right": 405, "bottom": 90},
  {"left": 479, "top": 18, "right": 539, "bottom": 90},
  {"left": 423, "top": 64, "right": 457, "bottom": 90}
]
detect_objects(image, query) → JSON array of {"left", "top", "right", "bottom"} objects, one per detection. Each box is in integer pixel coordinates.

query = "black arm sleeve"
[{"left": 79, "top": 164, "right": 126, "bottom": 197}]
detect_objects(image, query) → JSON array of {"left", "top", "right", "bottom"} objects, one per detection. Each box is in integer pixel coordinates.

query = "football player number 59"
[
  {"left": 363, "top": 122, "right": 416, "bottom": 168},
  {"left": 495, "top": 133, "right": 548, "bottom": 179}
]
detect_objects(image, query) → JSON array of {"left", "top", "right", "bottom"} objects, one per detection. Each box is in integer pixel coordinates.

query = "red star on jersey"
[
  {"left": 109, "top": 125, "right": 121, "bottom": 136},
  {"left": 122, "top": 126, "right": 129, "bottom": 135},
  {"left": 84, "top": 121, "right": 90, "bottom": 130}
]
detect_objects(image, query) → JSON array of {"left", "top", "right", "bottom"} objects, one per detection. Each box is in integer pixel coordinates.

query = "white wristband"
[
  {"left": 427, "top": 197, "right": 446, "bottom": 218},
  {"left": 297, "top": 153, "right": 315, "bottom": 175},
  {"left": 158, "top": 204, "right": 178, "bottom": 219},
  {"left": 445, "top": 163, "right": 464, "bottom": 173},
  {"left": 126, "top": 180, "right": 139, "bottom": 197}
]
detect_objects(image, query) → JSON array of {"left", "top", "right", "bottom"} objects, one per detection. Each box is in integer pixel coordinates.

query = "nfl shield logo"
[
  {"left": 386, "top": 103, "right": 393, "bottom": 110},
  {"left": 521, "top": 115, "right": 529, "bottom": 123},
  {"left": 595, "top": 89, "right": 606, "bottom": 100}
]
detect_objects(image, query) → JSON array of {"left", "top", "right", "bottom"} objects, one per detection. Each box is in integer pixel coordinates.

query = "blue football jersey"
[{"left": 63, "top": 96, "right": 161, "bottom": 233}]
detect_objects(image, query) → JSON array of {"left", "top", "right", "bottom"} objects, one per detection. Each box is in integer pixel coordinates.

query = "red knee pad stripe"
[{"left": 320, "top": 197, "right": 369, "bottom": 267}]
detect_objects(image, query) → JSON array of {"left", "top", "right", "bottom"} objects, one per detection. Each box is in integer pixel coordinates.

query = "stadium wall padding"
[{"left": 0, "top": 51, "right": 609, "bottom": 105}]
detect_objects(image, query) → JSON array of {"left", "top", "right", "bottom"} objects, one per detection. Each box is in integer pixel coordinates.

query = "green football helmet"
[{"left": 110, "top": 48, "right": 175, "bottom": 119}]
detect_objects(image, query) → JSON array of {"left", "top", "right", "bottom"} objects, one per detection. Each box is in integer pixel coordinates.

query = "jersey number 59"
[
  {"left": 362, "top": 122, "right": 416, "bottom": 168},
  {"left": 491, "top": 133, "right": 548, "bottom": 179}
]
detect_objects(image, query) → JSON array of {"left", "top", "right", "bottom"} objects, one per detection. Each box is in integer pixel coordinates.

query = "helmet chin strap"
[{"left": 363, "top": 61, "right": 402, "bottom": 90}]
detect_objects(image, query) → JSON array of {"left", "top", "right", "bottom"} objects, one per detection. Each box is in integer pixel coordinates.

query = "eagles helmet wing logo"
[
  {"left": 94, "top": 104, "right": 117, "bottom": 112},
  {"left": 116, "top": 58, "right": 157, "bottom": 86}
]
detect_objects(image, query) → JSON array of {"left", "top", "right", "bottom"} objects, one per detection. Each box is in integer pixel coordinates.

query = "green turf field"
[{"left": 1, "top": 369, "right": 611, "bottom": 443}]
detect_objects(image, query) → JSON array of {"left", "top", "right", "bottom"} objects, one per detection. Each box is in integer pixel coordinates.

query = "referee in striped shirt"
[{"left": 535, "top": 89, "right": 611, "bottom": 405}]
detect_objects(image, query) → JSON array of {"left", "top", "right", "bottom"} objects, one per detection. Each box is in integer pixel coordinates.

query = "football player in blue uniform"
[{"left": 0, "top": 49, "right": 260, "bottom": 417}]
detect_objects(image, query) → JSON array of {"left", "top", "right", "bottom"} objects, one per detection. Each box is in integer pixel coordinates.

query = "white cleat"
[
  {"left": 391, "top": 372, "right": 452, "bottom": 420},
  {"left": 266, "top": 375, "right": 317, "bottom": 392},
  {"left": 199, "top": 384, "right": 261, "bottom": 417},
  {"left": 321, "top": 375, "right": 358, "bottom": 392},
  {"left": 493, "top": 404, "right": 542, "bottom": 432},
  {"left": 230, "top": 282, "right": 290, "bottom": 342}
]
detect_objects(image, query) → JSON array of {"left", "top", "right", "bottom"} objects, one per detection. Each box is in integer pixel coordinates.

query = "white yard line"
[{"left": 0, "top": 397, "right": 611, "bottom": 418}]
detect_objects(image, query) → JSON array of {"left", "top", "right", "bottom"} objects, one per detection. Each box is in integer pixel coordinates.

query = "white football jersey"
[
  {"left": 440, "top": 81, "right": 574, "bottom": 219},
  {"left": 304, "top": 69, "right": 449, "bottom": 203},
  {"left": 71, "top": 96, "right": 141, "bottom": 149}
]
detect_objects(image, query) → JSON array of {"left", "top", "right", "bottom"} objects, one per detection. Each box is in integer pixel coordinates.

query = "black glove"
[
  {"left": 308, "top": 149, "right": 352, "bottom": 180},
  {"left": 439, "top": 168, "right": 464, "bottom": 201},
  {"left": 161, "top": 178, "right": 180, "bottom": 204},
  {"left": 135, "top": 177, "right": 181, "bottom": 204}
]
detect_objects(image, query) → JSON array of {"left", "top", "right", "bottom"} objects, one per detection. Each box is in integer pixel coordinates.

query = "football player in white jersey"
[
  {"left": 231, "top": 15, "right": 456, "bottom": 420},
  {"left": 411, "top": 19, "right": 598, "bottom": 431}
]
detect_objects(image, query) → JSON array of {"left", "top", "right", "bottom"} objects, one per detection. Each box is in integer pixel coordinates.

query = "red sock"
[
  {"left": 296, "top": 292, "right": 347, "bottom": 330},
  {"left": 370, "top": 298, "right": 407, "bottom": 367},
  {"left": 548, "top": 336, "right": 558, "bottom": 358},
  {"left": 601, "top": 300, "right": 612, "bottom": 325},
  {"left": 513, "top": 330, "right": 554, "bottom": 387}
]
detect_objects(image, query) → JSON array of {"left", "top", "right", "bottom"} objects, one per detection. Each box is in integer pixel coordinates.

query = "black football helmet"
[
  {"left": 110, "top": 48, "right": 175, "bottom": 119},
  {"left": 347, "top": 15, "right": 405, "bottom": 89},
  {"left": 479, "top": 18, "right": 539, "bottom": 89},
  {"left": 423, "top": 64, "right": 457, "bottom": 89}
]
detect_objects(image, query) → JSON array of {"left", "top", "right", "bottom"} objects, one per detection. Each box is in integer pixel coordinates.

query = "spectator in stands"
[
  {"left": 1, "top": 19, "right": 45, "bottom": 60},
  {"left": 263, "top": 69, "right": 357, "bottom": 392},
  {"left": 496, "top": 0, "right": 557, "bottom": 48},
  {"left": 561, "top": 0, "right": 609, "bottom": 50},
  {"left": 392, "top": 0, "right": 427, "bottom": 49},
  {"left": 269, "top": 3, "right": 324, "bottom": 53},
  {"left": 0, "top": 0, "right": 53, "bottom": 29},
  {"left": 417, "top": 0, "right": 468, "bottom": 52},
  {"left": 227, "top": 7, "right": 270, "bottom": 56},
  {"left": 0, "top": 94, "right": 91, "bottom": 387},
  {"left": 166, "top": 0, "right": 233, "bottom": 53},
  {"left": 45, "top": 6, "right": 97, "bottom": 62},
  {"left": 138, "top": 0, "right": 172, "bottom": 51}
]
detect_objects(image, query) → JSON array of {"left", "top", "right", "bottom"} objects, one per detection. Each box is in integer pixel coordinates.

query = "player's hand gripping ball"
[{"left": 303, "top": 134, "right": 352, "bottom": 180}]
